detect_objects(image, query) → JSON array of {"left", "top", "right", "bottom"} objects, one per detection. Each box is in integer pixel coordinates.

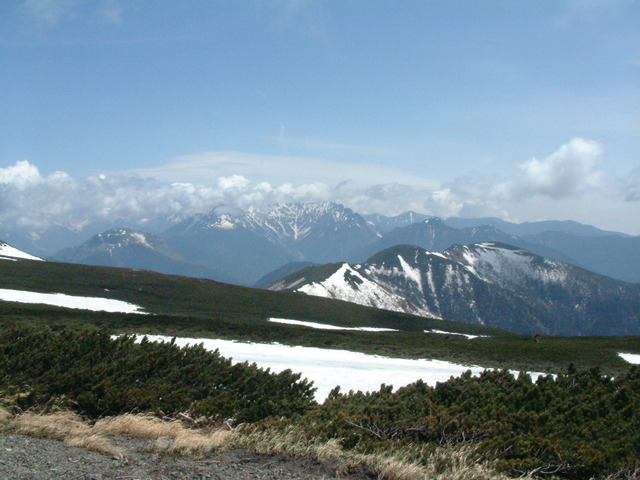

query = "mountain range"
[
  {"left": 268, "top": 242, "right": 640, "bottom": 336},
  {"left": 44, "top": 202, "right": 640, "bottom": 286},
  {"left": 3, "top": 224, "right": 640, "bottom": 335},
  {"left": 53, "top": 228, "right": 239, "bottom": 284}
]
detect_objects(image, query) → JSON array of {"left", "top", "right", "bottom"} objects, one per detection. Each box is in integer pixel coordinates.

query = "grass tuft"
[
  {"left": 94, "top": 413, "right": 234, "bottom": 456},
  {"left": 64, "top": 434, "right": 125, "bottom": 459},
  {"left": 13, "top": 411, "right": 92, "bottom": 440},
  {"left": 0, "top": 407, "right": 12, "bottom": 427},
  {"left": 10, "top": 411, "right": 124, "bottom": 458},
  {"left": 94, "top": 413, "right": 185, "bottom": 439}
]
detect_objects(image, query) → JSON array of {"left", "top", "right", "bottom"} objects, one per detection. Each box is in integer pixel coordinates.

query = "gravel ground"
[{"left": 0, "top": 434, "right": 373, "bottom": 480}]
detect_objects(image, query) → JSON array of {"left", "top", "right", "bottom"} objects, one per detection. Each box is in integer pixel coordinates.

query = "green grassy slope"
[{"left": 0, "top": 258, "right": 639, "bottom": 374}]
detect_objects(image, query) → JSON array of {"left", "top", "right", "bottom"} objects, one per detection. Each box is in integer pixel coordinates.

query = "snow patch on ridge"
[
  {"left": 0, "top": 288, "right": 147, "bottom": 314},
  {"left": 0, "top": 242, "right": 43, "bottom": 261},
  {"left": 398, "top": 255, "right": 422, "bottom": 292},
  {"left": 130, "top": 232, "right": 151, "bottom": 248},
  {"left": 461, "top": 243, "right": 569, "bottom": 286},
  {"left": 619, "top": 353, "right": 640, "bottom": 364},
  {"left": 425, "top": 329, "right": 489, "bottom": 340},
  {"left": 268, "top": 317, "right": 398, "bottom": 332},
  {"left": 299, "top": 264, "right": 411, "bottom": 313}
]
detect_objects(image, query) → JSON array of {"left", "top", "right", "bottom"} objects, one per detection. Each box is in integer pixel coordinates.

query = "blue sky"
[{"left": 1, "top": 1, "right": 639, "bottom": 234}]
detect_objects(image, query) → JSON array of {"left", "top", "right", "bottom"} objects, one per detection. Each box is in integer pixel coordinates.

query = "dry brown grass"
[
  {"left": 13, "top": 410, "right": 92, "bottom": 440},
  {"left": 3, "top": 410, "right": 233, "bottom": 459},
  {"left": 1, "top": 408, "right": 527, "bottom": 479},
  {"left": 94, "top": 413, "right": 234, "bottom": 456},
  {"left": 94, "top": 413, "right": 185, "bottom": 439},
  {"left": 64, "top": 434, "right": 125, "bottom": 459},
  {"left": 0, "top": 407, "right": 12, "bottom": 427},
  {"left": 234, "top": 426, "right": 526, "bottom": 480},
  {"left": 10, "top": 411, "right": 124, "bottom": 458}
]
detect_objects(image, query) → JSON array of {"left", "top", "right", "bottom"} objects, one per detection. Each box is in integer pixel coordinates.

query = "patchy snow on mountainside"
[
  {"left": 135, "top": 334, "right": 546, "bottom": 401},
  {"left": 129, "top": 232, "right": 152, "bottom": 248},
  {"left": 397, "top": 255, "right": 423, "bottom": 291},
  {"left": 0, "top": 288, "right": 147, "bottom": 314},
  {"left": 298, "top": 263, "right": 412, "bottom": 313},
  {"left": 426, "top": 329, "right": 489, "bottom": 340},
  {"left": 456, "top": 243, "right": 569, "bottom": 286},
  {"left": 268, "top": 317, "right": 398, "bottom": 332},
  {"left": 619, "top": 353, "right": 640, "bottom": 364},
  {"left": 0, "top": 242, "right": 43, "bottom": 261}
]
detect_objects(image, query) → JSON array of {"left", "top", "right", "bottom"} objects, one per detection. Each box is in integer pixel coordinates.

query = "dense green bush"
[
  {"left": 1, "top": 323, "right": 639, "bottom": 478},
  {"left": 301, "top": 368, "right": 640, "bottom": 479},
  {"left": 0, "top": 325, "right": 315, "bottom": 422}
]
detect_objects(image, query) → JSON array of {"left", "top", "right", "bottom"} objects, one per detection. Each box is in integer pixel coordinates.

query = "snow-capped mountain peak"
[
  {"left": 268, "top": 242, "right": 640, "bottom": 335},
  {"left": 0, "top": 241, "right": 44, "bottom": 261}
]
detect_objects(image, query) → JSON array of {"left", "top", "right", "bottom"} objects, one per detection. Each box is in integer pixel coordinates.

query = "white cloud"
[
  {"left": 623, "top": 166, "right": 640, "bottom": 202},
  {"left": 129, "top": 151, "right": 437, "bottom": 189},
  {"left": 511, "top": 137, "right": 604, "bottom": 199},
  {"left": 0, "top": 160, "right": 43, "bottom": 188},
  {"left": 0, "top": 138, "right": 638, "bottom": 239}
]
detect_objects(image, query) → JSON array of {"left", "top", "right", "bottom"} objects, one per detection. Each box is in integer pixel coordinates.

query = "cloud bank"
[{"left": 0, "top": 138, "right": 638, "bottom": 238}]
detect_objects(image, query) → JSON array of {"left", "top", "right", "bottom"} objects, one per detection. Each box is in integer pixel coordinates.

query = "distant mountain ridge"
[
  {"left": 268, "top": 242, "right": 640, "bottom": 336},
  {"left": 36, "top": 202, "right": 639, "bottom": 285},
  {"left": 162, "top": 202, "right": 380, "bottom": 284},
  {"left": 51, "top": 228, "right": 238, "bottom": 283},
  {"left": 353, "top": 217, "right": 580, "bottom": 267},
  {"left": 444, "top": 216, "right": 630, "bottom": 238}
]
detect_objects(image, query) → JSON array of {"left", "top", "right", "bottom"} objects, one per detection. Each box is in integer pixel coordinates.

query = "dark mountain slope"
[
  {"left": 51, "top": 228, "right": 239, "bottom": 284},
  {"left": 270, "top": 242, "right": 640, "bottom": 335}
]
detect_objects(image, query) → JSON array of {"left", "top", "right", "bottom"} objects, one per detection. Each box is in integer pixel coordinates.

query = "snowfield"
[
  {"left": 268, "top": 317, "right": 398, "bottom": 332},
  {"left": 0, "top": 243, "right": 43, "bottom": 261},
  {"left": 426, "top": 329, "right": 488, "bottom": 340},
  {"left": 0, "top": 289, "right": 147, "bottom": 314},
  {"left": 619, "top": 353, "right": 640, "bottom": 364},
  {"left": 135, "top": 334, "right": 545, "bottom": 401}
]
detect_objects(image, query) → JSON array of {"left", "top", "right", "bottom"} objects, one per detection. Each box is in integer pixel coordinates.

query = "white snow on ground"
[
  {"left": 268, "top": 318, "right": 398, "bottom": 332},
  {"left": 0, "top": 289, "right": 147, "bottom": 314},
  {"left": 426, "top": 329, "right": 489, "bottom": 340},
  {"left": 0, "top": 243, "right": 43, "bottom": 261},
  {"left": 619, "top": 353, "right": 640, "bottom": 364},
  {"left": 135, "top": 334, "right": 545, "bottom": 402}
]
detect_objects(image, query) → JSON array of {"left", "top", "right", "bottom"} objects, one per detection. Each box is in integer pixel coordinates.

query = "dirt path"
[{"left": 0, "top": 433, "right": 372, "bottom": 480}]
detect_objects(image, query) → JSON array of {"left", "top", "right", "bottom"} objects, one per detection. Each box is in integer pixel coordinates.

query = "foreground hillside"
[
  {"left": 1, "top": 256, "right": 640, "bottom": 374},
  {"left": 0, "top": 251, "right": 639, "bottom": 478},
  {"left": 1, "top": 256, "right": 640, "bottom": 373},
  {"left": 1, "top": 326, "right": 639, "bottom": 480}
]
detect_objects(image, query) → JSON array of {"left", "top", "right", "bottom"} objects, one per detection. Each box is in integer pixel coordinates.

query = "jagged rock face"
[
  {"left": 269, "top": 242, "right": 640, "bottom": 336},
  {"left": 162, "top": 202, "right": 380, "bottom": 283}
]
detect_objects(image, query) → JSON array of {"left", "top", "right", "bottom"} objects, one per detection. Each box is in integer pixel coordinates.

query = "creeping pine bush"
[
  {"left": 0, "top": 325, "right": 315, "bottom": 422},
  {"left": 302, "top": 368, "right": 640, "bottom": 479}
]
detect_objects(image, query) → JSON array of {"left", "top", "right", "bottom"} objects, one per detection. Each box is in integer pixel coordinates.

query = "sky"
[{"left": 1, "top": 1, "right": 639, "bottom": 234}]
